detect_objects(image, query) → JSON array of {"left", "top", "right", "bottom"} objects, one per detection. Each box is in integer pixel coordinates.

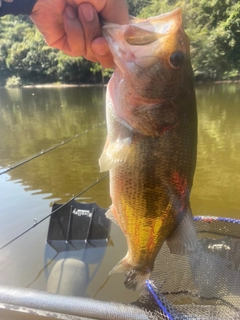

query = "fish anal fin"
[
  {"left": 109, "top": 257, "right": 151, "bottom": 291},
  {"left": 166, "top": 210, "right": 197, "bottom": 255},
  {"left": 99, "top": 136, "right": 131, "bottom": 172},
  {"left": 109, "top": 258, "right": 129, "bottom": 275}
]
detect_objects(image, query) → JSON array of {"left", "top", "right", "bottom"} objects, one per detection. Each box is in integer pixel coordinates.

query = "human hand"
[{"left": 31, "top": 0, "right": 129, "bottom": 67}]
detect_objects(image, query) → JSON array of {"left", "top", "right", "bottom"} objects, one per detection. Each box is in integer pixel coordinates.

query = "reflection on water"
[
  {"left": 0, "top": 86, "right": 109, "bottom": 203},
  {"left": 191, "top": 83, "right": 240, "bottom": 218},
  {"left": 0, "top": 84, "right": 240, "bottom": 304}
]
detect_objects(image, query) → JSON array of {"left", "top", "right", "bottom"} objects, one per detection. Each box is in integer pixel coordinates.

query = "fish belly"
[{"left": 109, "top": 135, "right": 178, "bottom": 290}]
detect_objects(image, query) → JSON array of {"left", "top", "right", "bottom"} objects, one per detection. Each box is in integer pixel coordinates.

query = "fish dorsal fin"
[
  {"left": 166, "top": 210, "right": 197, "bottom": 255},
  {"left": 99, "top": 136, "right": 132, "bottom": 172}
]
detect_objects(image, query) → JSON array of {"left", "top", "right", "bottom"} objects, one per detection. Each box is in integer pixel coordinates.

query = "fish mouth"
[{"left": 103, "top": 8, "right": 184, "bottom": 70}]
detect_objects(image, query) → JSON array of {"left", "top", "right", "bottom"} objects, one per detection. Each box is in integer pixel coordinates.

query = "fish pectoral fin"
[
  {"left": 105, "top": 207, "right": 119, "bottom": 225},
  {"left": 166, "top": 210, "right": 197, "bottom": 255},
  {"left": 99, "top": 137, "right": 131, "bottom": 172}
]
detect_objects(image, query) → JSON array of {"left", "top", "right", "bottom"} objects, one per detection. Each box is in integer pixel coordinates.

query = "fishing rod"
[
  {"left": 0, "top": 173, "right": 109, "bottom": 252},
  {"left": 0, "top": 121, "right": 105, "bottom": 176}
]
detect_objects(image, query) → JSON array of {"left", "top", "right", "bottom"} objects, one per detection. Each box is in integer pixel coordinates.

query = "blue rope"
[
  {"left": 194, "top": 216, "right": 240, "bottom": 224},
  {"left": 146, "top": 280, "right": 175, "bottom": 320}
]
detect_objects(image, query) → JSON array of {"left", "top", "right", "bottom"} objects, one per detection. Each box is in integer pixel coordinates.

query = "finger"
[
  {"left": 78, "top": 3, "right": 101, "bottom": 62},
  {"left": 92, "top": 37, "right": 114, "bottom": 68},
  {"left": 71, "top": 0, "right": 129, "bottom": 25},
  {"left": 30, "top": 0, "right": 66, "bottom": 47},
  {"left": 101, "top": 0, "right": 129, "bottom": 24},
  {"left": 60, "top": 6, "right": 86, "bottom": 56}
]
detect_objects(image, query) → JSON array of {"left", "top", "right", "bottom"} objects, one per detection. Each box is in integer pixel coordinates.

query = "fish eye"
[{"left": 169, "top": 51, "right": 185, "bottom": 69}]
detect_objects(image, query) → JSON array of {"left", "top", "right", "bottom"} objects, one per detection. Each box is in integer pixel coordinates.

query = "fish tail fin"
[
  {"left": 109, "top": 257, "right": 150, "bottom": 290},
  {"left": 124, "top": 269, "right": 151, "bottom": 291}
]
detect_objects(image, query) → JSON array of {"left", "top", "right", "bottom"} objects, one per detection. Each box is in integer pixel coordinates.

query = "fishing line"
[
  {"left": 26, "top": 252, "right": 59, "bottom": 288},
  {"left": 0, "top": 173, "right": 109, "bottom": 252},
  {"left": 93, "top": 274, "right": 111, "bottom": 298},
  {"left": 0, "top": 121, "right": 105, "bottom": 176}
]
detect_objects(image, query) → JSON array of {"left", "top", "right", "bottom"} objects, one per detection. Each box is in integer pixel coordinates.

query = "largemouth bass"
[{"left": 99, "top": 8, "right": 197, "bottom": 290}]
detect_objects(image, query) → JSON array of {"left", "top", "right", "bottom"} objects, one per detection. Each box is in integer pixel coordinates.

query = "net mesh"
[
  {"left": 134, "top": 217, "right": 240, "bottom": 319},
  {"left": 1, "top": 217, "right": 240, "bottom": 320}
]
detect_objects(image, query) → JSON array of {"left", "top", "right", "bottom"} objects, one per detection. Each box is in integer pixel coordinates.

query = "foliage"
[
  {"left": 0, "top": 15, "right": 99, "bottom": 85},
  {"left": 5, "top": 75, "right": 22, "bottom": 87},
  {"left": 0, "top": 1, "right": 239, "bottom": 83},
  {"left": 126, "top": 0, "right": 151, "bottom": 16},
  {"left": 6, "top": 33, "right": 59, "bottom": 83},
  {"left": 57, "top": 53, "right": 100, "bottom": 83},
  {"left": 90, "top": 63, "right": 113, "bottom": 84},
  {"left": 139, "top": 0, "right": 240, "bottom": 81}
]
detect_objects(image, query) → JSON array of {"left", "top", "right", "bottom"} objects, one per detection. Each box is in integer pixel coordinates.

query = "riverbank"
[
  {"left": 1, "top": 79, "right": 239, "bottom": 89},
  {"left": 23, "top": 83, "right": 107, "bottom": 88}
]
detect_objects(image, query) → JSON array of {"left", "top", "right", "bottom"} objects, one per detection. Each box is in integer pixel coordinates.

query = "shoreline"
[
  {"left": 21, "top": 83, "right": 107, "bottom": 88},
  {"left": 0, "top": 83, "right": 107, "bottom": 89},
  {"left": 196, "top": 80, "right": 240, "bottom": 84},
  {"left": 1, "top": 80, "right": 240, "bottom": 89}
]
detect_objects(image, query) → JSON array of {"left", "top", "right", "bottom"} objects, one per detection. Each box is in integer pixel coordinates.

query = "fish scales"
[{"left": 100, "top": 8, "right": 197, "bottom": 290}]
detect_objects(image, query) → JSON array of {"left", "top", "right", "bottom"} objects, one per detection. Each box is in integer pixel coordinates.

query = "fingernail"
[
  {"left": 81, "top": 3, "right": 94, "bottom": 22},
  {"left": 65, "top": 6, "right": 76, "bottom": 19}
]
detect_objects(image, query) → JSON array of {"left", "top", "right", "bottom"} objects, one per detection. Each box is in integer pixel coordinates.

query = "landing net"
[
  {"left": 134, "top": 216, "right": 240, "bottom": 319},
  {"left": 1, "top": 216, "right": 240, "bottom": 320}
]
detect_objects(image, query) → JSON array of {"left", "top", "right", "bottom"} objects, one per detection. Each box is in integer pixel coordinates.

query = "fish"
[{"left": 99, "top": 8, "right": 197, "bottom": 290}]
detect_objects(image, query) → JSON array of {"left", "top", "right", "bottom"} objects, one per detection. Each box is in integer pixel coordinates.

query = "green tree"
[
  {"left": 57, "top": 53, "right": 99, "bottom": 83},
  {"left": 90, "top": 63, "right": 113, "bottom": 84},
  {"left": 126, "top": 0, "right": 151, "bottom": 16},
  {"left": 139, "top": 0, "right": 240, "bottom": 80},
  {"left": 6, "top": 29, "right": 58, "bottom": 83},
  {"left": 0, "top": 15, "right": 34, "bottom": 84}
]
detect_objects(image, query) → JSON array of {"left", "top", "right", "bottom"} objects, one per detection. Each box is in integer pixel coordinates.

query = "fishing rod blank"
[
  {"left": 0, "top": 174, "right": 108, "bottom": 252},
  {"left": 0, "top": 122, "right": 105, "bottom": 176}
]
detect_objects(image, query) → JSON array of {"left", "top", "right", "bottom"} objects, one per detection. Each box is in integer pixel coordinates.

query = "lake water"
[{"left": 0, "top": 83, "right": 239, "bottom": 304}]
